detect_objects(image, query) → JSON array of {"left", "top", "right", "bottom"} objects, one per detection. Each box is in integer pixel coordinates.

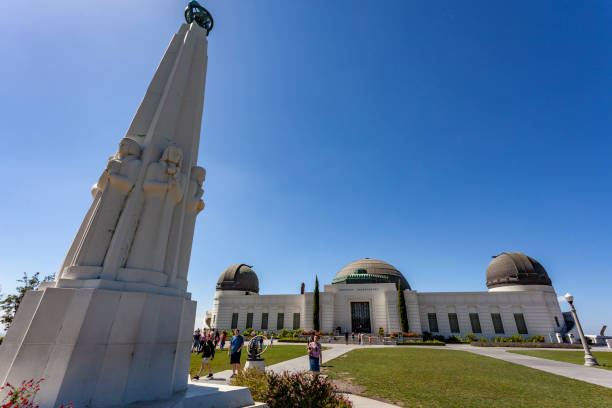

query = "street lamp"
[{"left": 564, "top": 293, "right": 598, "bottom": 366}]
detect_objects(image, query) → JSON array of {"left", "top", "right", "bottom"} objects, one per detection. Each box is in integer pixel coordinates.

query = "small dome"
[
  {"left": 216, "top": 264, "right": 259, "bottom": 293},
  {"left": 486, "top": 252, "right": 552, "bottom": 289},
  {"left": 333, "top": 258, "right": 411, "bottom": 289}
]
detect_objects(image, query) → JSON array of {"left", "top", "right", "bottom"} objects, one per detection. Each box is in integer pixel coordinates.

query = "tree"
[
  {"left": 313, "top": 276, "right": 320, "bottom": 331},
  {"left": 397, "top": 281, "right": 409, "bottom": 333},
  {"left": 1, "top": 272, "right": 54, "bottom": 331}
]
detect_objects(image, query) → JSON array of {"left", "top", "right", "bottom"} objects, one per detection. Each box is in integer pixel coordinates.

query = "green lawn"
[
  {"left": 508, "top": 350, "right": 612, "bottom": 370},
  {"left": 189, "top": 345, "right": 311, "bottom": 377},
  {"left": 323, "top": 348, "right": 612, "bottom": 407}
]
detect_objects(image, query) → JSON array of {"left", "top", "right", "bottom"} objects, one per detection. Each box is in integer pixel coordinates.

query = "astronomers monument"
[{"left": 0, "top": 3, "right": 253, "bottom": 407}]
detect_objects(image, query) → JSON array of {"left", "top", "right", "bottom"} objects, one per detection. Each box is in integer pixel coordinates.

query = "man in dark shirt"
[{"left": 193, "top": 333, "right": 215, "bottom": 380}]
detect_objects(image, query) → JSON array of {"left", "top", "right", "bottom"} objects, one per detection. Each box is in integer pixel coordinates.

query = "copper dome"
[{"left": 486, "top": 252, "right": 552, "bottom": 289}]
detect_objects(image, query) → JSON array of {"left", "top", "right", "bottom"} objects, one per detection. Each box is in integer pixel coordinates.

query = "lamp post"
[{"left": 564, "top": 293, "right": 598, "bottom": 366}]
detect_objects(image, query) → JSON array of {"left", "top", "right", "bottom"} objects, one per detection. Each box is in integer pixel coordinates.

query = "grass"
[
  {"left": 323, "top": 348, "right": 612, "bottom": 407},
  {"left": 508, "top": 350, "right": 612, "bottom": 370},
  {"left": 189, "top": 345, "right": 315, "bottom": 377}
]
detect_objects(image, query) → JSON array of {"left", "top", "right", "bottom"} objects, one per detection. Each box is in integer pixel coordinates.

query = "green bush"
[
  {"left": 433, "top": 334, "right": 446, "bottom": 342},
  {"left": 445, "top": 335, "right": 465, "bottom": 344},
  {"left": 396, "top": 340, "right": 445, "bottom": 346},
  {"left": 509, "top": 334, "right": 523, "bottom": 343},
  {"left": 243, "top": 328, "right": 254, "bottom": 336},
  {"left": 494, "top": 337, "right": 509, "bottom": 343},
  {"left": 464, "top": 333, "right": 477, "bottom": 342},
  {"left": 267, "top": 330, "right": 277, "bottom": 338},
  {"left": 279, "top": 329, "right": 290, "bottom": 338},
  {"left": 422, "top": 331, "right": 433, "bottom": 341},
  {"left": 478, "top": 337, "right": 488, "bottom": 342},
  {"left": 277, "top": 338, "right": 308, "bottom": 343},
  {"left": 231, "top": 369, "right": 351, "bottom": 407},
  {"left": 378, "top": 327, "right": 385, "bottom": 336},
  {"left": 527, "top": 335, "right": 545, "bottom": 343}
]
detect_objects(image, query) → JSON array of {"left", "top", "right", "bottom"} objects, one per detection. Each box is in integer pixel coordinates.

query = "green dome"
[{"left": 333, "top": 258, "right": 411, "bottom": 289}]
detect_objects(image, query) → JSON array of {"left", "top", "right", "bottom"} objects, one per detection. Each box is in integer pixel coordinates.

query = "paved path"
[
  {"left": 448, "top": 345, "right": 612, "bottom": 389},
  {"left": 195, "top": 342, "right": 612, "bottom": 406}
]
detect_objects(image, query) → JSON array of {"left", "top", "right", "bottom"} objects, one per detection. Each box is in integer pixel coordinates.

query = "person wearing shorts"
[
  {"left": 193, "top": 333, "right": 215, "bottom": 380},
  {"left": 219, "top": 331, "right": 226, "bottom": 350},
  {"left": 307, "top": 335, "right": 322, "bottom": 375},
  {"left": 228, "top": 328, "right": 244, "bottom": 378}
]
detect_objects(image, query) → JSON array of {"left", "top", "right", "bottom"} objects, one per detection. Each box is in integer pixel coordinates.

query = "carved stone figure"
[
  {"left": 169, "top": 166, "right": 205, "bottom": 289},
  {"left": 61, "top": 138, "right": 142, "bottom": 275},
  {"left": 126, "top": 145, "right": 186, "bottom": 273}
]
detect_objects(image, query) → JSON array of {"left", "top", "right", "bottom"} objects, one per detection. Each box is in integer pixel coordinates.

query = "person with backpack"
[
  {"left": 193, "top": 332, "right": 215, "bottom": 380},
  {"left": 307, "top": 335, "right": 323, "bottom": 375}
]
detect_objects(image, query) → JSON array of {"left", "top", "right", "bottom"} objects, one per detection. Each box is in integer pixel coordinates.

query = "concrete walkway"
[{"left": 449, "top": 344, "right": 612, "bottom": 389}]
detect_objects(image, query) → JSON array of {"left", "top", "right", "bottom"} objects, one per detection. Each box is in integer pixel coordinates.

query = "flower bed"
[
  {"left": 230, "top": 368, "right": 352, "bottom": 407},
  {"left": 470, "top": 342, "right": 583, "bottom": 349}
]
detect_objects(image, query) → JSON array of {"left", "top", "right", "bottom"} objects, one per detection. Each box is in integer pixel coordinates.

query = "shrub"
[
  {"left": 464, "top": 333, "right": 477, "bottom": 342},
  {"left": 279, "top": 329, "right": 290, "bottom": 338},
  {"left": 317, "top": 330, "right": 326, "bottom": 337},
  {"left": 277, "top": 338, "right": 308, "bottom": 343},
  {"left": 243, "top": 328, "right": 254, "bottom": 336},
  {"left": 301, "top": 330, "right": 314, "bottom": 336},
  {"left": 527, "top": 335, "right": 545, "bottom": 343},
  {"left": 397, "top": 340, "right": 445, "bottom": 346},
  {"left": 433, "top": 334, "right": 446, "bottom": 342},
  {"left": 478, "top": 337, "right": 488, "bottom": 342},
  {"left": 378, "top": 328, "right": 385, "bottom": 336},
  {"left": 445, "top": 335, "right": 464, "bottom": 344},
  {"left": 509, "top": 334, "right": 523, "bottom": 343},
  {"left": 329, "top": 331, "right": 335, "bottom": 336},
  {"left": 268, "top": 330, "right": 277, "bottom": 338},
  {"left": 404, "top": 332, "right": 420, "bottom": 338},
  {"left": 231, "top": 369, "right": 352, "bottom": 407},
  {"left": 494, "top": 337, "right": 509, "bottom": 343},
  {"left": 422, "top": 331, "right": 433, "bottom": 341}
]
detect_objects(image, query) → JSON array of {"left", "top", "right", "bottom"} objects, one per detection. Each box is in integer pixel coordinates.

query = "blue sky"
[{"left": 0, "top": 1, "right": 610, "bottom": 334}]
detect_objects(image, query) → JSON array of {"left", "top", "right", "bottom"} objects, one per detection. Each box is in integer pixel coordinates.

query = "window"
[
  {"left": 261, "top": 313, "right": 268, "bottom": 330},
  {"left": 231, "top": 313, "right": 239, "bottom": 329},
  {"left": 469, "top": 313, "right": 482, "bottom": 333},
  {"left": 491, "top": 313, "right": 504, "bottom": 334},
  {"left": 277, "top": 313, "right": 284, "bottom": 329},
  {"left": 428, "top": 313, "right": 439, "bottom": 333},
  {"left": 554, "top": 316, "right": 560, "bottom": 327},
  {"left": 293, "top": 313, "right": 300, "bottom": 330},
  {"left": 246, "top": 313, "right": 253, "bottom": 329},
  {"left": 448, "top": 313, "right": 460, "bottom": 333},
  {"left": 514, "top": 313, "right": 528, "bottom": 334}
]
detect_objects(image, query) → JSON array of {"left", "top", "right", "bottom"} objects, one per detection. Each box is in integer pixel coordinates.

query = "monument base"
[
  {"left": 0, "top": 287, "right": 196, "bottom": 408},
  {"left": 244, "top": 359, "right": 265, "bottom": 371},
  {"left": 126, "top": 381, "right": 265, "bottom": 407}
]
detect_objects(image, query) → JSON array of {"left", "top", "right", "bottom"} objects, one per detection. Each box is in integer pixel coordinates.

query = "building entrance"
[{"left": 350, "top": 302, "right": 371, "bottom": 333}]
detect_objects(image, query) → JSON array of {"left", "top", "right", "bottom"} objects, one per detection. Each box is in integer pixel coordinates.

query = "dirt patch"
[{"left": 330, "top": 377, "right": 365, "bottom": 395}]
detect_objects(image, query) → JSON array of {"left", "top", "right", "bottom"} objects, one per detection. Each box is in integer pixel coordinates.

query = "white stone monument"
[{"left": 0, "top": 3, "right": 255, "bottom": 407}]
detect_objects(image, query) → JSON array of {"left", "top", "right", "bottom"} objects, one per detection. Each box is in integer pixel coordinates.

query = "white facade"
[{"left": 209, "top": 267, "right": 567, "bottom": 341}]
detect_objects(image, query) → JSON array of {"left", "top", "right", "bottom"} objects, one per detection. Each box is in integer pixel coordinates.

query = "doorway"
[{"left": 350, "top": 302, "right": 372, "bottom": 333}]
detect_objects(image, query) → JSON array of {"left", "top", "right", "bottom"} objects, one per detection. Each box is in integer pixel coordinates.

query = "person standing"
[
  {"left": 228, "top": 328, "right": 244, "bottom": 378},
  {"left": 193, "top": 333, "right": 215, "bottom": 380},
  {"left": 219, "top": 330, "right": 227, "bottom": 350},
  {"left": 344, "top": 331, "right": 348, "bottom": 345},
  {"left": 192, "top": 329, "right": 201, "bottom": 353},
  {"left": 307, "top": 335, "right": 323, "bottom": 375},
  {"left": 351, "top": 332, "right": 355, "bottom": 344},
  {"left": 215, "top": 330, "right": 220, "bottom": 347}
]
